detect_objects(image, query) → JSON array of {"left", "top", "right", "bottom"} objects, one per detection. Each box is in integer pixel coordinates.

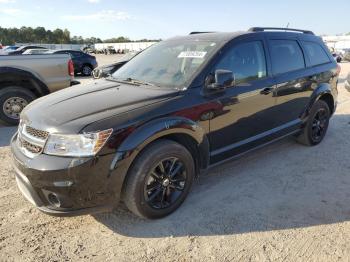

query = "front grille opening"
[
  {"left": 25, "top": 126, "right": 49, "bottom": 140},
  {"left": 21, "top": 140, "right": 42, "bottom": 154}
]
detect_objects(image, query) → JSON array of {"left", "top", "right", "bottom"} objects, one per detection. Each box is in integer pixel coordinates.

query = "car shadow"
[{"left": 94, "top": 113, "right": 350, "bottom": 238}]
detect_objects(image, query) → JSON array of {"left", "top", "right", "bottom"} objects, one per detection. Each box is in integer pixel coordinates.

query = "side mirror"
[{"left": 206, "top": 69, "right": 234, "bottom": 90}]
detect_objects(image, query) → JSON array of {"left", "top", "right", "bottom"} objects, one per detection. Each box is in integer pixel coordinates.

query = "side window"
[
  {"left": 302, "top": 41, "right": 331, "bottom": 66},
  {"left": 215, "top": 41, "right": 267, "bottom": 84},
  {"left": 269, "top": 40, "right": 305, "bottom": 75}
]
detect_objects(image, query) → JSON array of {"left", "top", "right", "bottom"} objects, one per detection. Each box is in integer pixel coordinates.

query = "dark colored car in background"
[
  {"left": 7, "top": 45, "right": 47, "bottom": 55},
  {"left": 92, "top": 51, "right": 139, "bottom": 79},
  {"left": 11, "top": 27, "right": 339, "bottom": 219},
  {"left": 49, "top": 50, "right": 98, "bottom": 76}
]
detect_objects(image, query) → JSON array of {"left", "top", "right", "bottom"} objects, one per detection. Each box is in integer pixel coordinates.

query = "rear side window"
[
  {"left": 269, "top": 40, "right": 305, "bottom": 75},
  {"left": 215, "top": 41, "right": 267, "bottom": 84},
  {"left": 302, "top": 41, "right": 331, "bottom": 66}
]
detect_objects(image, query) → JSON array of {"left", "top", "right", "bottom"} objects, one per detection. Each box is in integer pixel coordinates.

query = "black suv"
[{"left": 11, "top": 28, "right": 339, "bottom": 219}]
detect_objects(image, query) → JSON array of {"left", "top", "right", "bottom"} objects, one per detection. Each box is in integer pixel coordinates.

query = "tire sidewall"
[
  {"left": 125, "top": 141, "right": 195, "bottom": 219},
  {"left": 306, "top": 100, "right": 330, "bottom": 145},
  {"left": 0, "top": 87, "right": 36, "bottom": 125}
]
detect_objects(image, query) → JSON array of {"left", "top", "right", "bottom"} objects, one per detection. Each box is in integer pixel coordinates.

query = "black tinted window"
[
  {"left": 269, "top": 40, "right": 305, "bottom": 75},
  {"left": 302, "top": 41, "right": 330, "bottom": 66},
  {"left": 215, "top": 41, "right": 267, "bottom": 84}
]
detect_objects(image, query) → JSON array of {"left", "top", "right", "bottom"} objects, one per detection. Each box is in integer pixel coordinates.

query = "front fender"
[
  {"left": 106, "top": 117, "right": 209, "bottom": 202},
  {"left": 118, "top": 116, "right": 207, "bottom": 152}
]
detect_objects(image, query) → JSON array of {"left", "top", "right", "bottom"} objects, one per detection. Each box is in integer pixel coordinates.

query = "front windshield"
[{"left": 112, "top": 40, "right": 219, "bottom": 88}]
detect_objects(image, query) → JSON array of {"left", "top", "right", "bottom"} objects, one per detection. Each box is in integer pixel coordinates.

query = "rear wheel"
[
  {"left": 123, "top": 140, "right": 195, "bottom": 219},
  {"left": 0, "top": 87, "right": 36, "bottom": 125},
  {"left": 297, "top": 100, "right": 330, "bottom": 146},
  {"left": 81, "top": 65, "right": 92, "bottom": 76}
]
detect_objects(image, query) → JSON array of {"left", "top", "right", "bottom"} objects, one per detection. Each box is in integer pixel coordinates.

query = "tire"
[
  {"left": 123, "top": 139, "right": 195, "bottom": 219},
  {"left": 81, "top": 65, "right": 92, "bottom": 76},
  {"left": 296, "top": 100, "right": 330, "bottom": 146},
  {"left": 0, "top": 87, "right": 36, "bottom": 125}
]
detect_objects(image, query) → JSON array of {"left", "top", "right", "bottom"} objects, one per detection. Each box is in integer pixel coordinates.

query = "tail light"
[{"left": 68, "top": 59, "right": 74, "bottom": 76}]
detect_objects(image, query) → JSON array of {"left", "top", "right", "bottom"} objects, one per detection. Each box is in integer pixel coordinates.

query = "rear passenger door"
[{"left": 268, "top": 38, "right": 314, "bottom": 126}]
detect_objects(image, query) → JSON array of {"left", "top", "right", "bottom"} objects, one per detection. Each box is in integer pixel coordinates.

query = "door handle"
[{"left": 260, "top": 87, "right": 275, "bottom": 95}]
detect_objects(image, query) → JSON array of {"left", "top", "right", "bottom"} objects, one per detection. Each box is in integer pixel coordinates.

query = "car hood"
[{"left": 21, "top": 79, "right": 179, "bottom": 133}]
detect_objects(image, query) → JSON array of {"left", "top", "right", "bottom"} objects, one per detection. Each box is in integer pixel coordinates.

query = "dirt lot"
[{"left": 1, "top": 57, "right": 350, "bottom": 261}]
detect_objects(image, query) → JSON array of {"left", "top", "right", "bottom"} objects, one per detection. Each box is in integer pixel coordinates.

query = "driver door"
[{"left": 207, "top": 39, "right": 280, "bottom": 164}]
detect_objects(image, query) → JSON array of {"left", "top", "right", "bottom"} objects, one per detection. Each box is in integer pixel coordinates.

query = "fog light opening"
[{"left": 48, "top": 193, "right": 61, "bottom": 207}]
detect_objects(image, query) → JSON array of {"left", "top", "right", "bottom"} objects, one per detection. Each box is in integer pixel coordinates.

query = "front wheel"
[
  {"left": 122, "top": 140, "right": 195, "bottom": 219},
  {"left": 297, "top": 100, "right": 330, "bottom": 146}
]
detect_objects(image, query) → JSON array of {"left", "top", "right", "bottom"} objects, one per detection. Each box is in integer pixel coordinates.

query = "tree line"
[{"left": 0, "top": 26, "right": 160, "bottom": 45}]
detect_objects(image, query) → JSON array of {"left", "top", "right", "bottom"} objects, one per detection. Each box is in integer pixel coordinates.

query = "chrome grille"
[
  {"left": 17, "top": 123, "right": 49, "bottom": 158},
  {"left": 21, "top": 139, "right": 42, "bottom": 154},
  {"left": 25, "top": 125, "right": 49, "bottom": 140}
]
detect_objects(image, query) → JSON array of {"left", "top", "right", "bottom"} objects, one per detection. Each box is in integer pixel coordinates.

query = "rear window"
[
  {"left": 269, "top": 40, "right": 305, "bottom": 75},
  {"left": 302, "top": 41, "right": 331, "bottom": 66}
]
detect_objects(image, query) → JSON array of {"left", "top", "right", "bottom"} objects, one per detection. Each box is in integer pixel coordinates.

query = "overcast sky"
[{"left": 0, "top": 0, "right": 349, "bottom": 40}]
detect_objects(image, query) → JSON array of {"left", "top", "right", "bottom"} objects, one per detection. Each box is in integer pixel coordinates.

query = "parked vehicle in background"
[
  {"left": 82, "top": 44, "right": 96, "bottom": 54},
  {"left": 0, "top": 45, "right": 19, "bottom": 55},
  {"left": 332, "top": 52, "right": 343, "bottom": 63},
  {"left": 22, "top": 49, "right": 50, "bottom": 55},
  {"left": 345, "top": 72, "right": 350, "bottom": 92},
  {"left": 47, "top": 50, "right": 98, "bottom": 76},
  {"left": 0, "top": 54, "right": 77, "bottom": 124},
  {"left": 10, "top": 27, "right": 339, "bottom": 219},
  {"left": 92, "top": 51, "right": 139, "bottom": 79},
  {"left": 104, "top": 46, "right": 117, "bottom": 55},
  {"left": 7, "top": 45, "right": 47, "bottom": 55}
]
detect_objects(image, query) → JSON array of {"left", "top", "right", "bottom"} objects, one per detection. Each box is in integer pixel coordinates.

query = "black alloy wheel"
[
  {"left": 144, "top": 157, "right": 187, "bottom": 209},
  {"left": 123, "top": 140, "right": 195, "bottom": 219},
  {"left": 311, "top": 108, "right": 328, "bottom": 143},
  {"left": 297, "top": 100, "right": 330, "bottom": 146}
]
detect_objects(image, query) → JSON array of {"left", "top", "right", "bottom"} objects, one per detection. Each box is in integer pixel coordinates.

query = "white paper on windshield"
[{"left": 178, "top": 51, "right": 207, "bottom": 58}]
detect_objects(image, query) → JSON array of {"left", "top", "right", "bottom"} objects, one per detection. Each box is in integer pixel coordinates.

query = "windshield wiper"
[
  {"left": 124, "top": 77, "right": 157, "bottom": 87},
  {"left": 107, "top": 76, "right": 157, "bottom": 87}
]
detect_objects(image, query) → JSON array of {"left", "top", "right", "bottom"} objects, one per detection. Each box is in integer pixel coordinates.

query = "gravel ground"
[{"left": 1, "top": 58, "right": 350, "bottom": 261}]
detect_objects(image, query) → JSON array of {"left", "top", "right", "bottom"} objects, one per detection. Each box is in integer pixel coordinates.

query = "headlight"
[{"left": 44, "top": 129, "right": 113, "bottom": 157}]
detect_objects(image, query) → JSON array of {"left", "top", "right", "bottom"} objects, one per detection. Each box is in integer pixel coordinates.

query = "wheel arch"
[
  {"left": 303, "top": 83, "right": 336, "bottom": 120},
  {"left": 0, "top": 67, "right": 50, "bottom": 97},
  {"left": 114, "top": 117, "right": 210, "bottom": 172},
  {"left": 108, "top": 116, "right": 210, "bottom": 201}
]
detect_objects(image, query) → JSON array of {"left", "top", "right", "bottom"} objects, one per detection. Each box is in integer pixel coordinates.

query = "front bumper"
[{"left": 10, "top": 133, "right": 127, "bottom": 216}]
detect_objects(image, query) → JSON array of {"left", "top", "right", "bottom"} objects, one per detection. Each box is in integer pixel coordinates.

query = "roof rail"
[
  {"left": 189, "top": 31, "right": 215, "bottom": 35},
  {"left": 248, "top": 27, "right": 314, "bottom": 35}
]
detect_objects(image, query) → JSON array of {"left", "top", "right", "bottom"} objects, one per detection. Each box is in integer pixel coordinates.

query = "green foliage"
[
  {"left": 0, "top": 26, "right": 71, "bottom": 45},
  {"left": 0, "top": 26, "right": 160, "bottom": 45}
]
